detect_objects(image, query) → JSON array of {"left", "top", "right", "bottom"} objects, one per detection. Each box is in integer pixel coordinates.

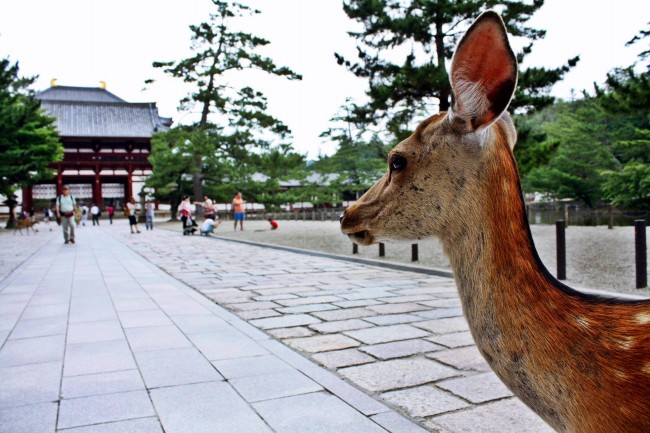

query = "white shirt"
[{"left": 90, "top": 205, "right": 99, "bottom": 215}]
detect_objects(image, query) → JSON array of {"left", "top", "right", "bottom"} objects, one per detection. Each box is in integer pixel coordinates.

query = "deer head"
[{"left": 340, "top": 11, "right": 518, "bottom": 246}]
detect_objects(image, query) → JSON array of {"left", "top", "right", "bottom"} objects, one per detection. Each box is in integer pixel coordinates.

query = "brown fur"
[{"left": 340, "top": 11, "right": 650, "bottom": 433}]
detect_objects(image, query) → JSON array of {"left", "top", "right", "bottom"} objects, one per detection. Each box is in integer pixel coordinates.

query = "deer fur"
[{"left": 340, "top": 11, "right": 650, "bottom": 433}]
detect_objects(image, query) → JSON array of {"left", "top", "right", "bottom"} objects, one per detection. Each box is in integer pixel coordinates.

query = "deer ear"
[{"left": 449, "top": 11, "right": 517, "bottom": 131}]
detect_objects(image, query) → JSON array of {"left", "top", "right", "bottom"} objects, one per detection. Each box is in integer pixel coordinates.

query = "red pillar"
[
  {"left": 22, "top": 186, "right": 33, "bottom": 213},
  {"left": 56, "top": 169, "right": 63, "bottom": 196},
  {"left": 126, "top": 172, "right": 133, "bottom": 203},
  {"left": 93, "top": 171, "right": 102, "bottom": 207}
]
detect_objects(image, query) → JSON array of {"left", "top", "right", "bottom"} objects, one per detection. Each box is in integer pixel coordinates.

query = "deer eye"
[{"left": 390, "top": 155, "right": 407, "bottom": 173}]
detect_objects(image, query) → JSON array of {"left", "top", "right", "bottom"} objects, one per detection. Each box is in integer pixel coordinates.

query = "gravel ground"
[{"left": 195, "top": 219, "right": 650, "bottom": 298}]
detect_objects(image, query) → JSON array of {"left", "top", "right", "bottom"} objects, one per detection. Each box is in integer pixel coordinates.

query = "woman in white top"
[{"left": 126, "top": 197, "right": 140, "bottom": 234}]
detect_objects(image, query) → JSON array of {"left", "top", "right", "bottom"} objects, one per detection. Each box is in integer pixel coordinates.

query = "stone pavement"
[
  {"left": 0, "top": 226, "right": 429, "bottom": 433},
  {"left": 120, "top": 222, "right": 554, "bottom": 433}
]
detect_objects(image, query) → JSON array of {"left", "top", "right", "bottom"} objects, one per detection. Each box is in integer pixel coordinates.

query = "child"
[{"left": 268, "top": 218, "right": 278, "bottom": 230}]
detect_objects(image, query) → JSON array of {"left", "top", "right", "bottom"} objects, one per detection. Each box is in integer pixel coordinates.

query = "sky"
[{"left": 0, "top": 0, "right": 647, "bottom": 158}]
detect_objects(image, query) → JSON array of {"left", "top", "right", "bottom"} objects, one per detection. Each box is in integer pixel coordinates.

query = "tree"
[
  {"left": 147, "top": 0, "right": 301, "bottom": 206},
  {"left": 336, "top": 0, "right": 578, "bottom": 142},
  {"left": 0, "top": 57, "right": 61, "bottom": 228}
]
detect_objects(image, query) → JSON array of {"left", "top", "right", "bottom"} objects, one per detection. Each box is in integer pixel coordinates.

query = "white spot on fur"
[
  {"left": 635, "top": 312, "right": 650, "bottom": 325},
  {"left": 613, "top": 369, "right": 628, "bottom": 380},
  {"left": 618, "top": 336, "right": 634, "bottom": 350},
  {"left": 574, "top": 316, "right": 590, "bottom": 329},
  {"left": 452, "top": 69, "right": 489, "bottom": 121},
  {"left": 643, "top": 363, "right": 650, "bottom": 375}
]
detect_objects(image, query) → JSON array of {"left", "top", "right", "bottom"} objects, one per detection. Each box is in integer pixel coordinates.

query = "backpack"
[{"left": 56, "top": 194, "right": 76, "bottom": 209}]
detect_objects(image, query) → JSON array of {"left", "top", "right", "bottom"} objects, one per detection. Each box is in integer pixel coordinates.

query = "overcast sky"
[{"left": 1, "top": 0, "right": 647, "bottom": 158}]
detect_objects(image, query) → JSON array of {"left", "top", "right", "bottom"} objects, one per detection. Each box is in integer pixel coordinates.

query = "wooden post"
[
  {"left": 608, "top": 204, "right": 613, "bottom": 230},
  {"left": 411, "top": 244, "right": 418, "bottom": 262},
  {"left": 379, "top": 242, "right": 385, "bottom": 257},
  {"left": 635, "top": 220, "right": 647, "bottom": 289},
  {"left": 556, "top": 220, "right": 566, "bottom": 280},
  {"left": 352, "top": 243, "right": 358, "bottom": 254}
]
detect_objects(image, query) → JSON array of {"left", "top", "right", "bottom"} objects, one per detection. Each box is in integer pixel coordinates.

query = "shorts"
[
  {"left": 234, "top": 212, "right": 245, "bottom": 221},
  {"left": 128, "top": 215, "right": 137, "bottom": 225}
]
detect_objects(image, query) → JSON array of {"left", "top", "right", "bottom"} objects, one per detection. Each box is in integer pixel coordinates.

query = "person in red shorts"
[{"left": 268, "top": 218, "right": 278, "bottom": 230}]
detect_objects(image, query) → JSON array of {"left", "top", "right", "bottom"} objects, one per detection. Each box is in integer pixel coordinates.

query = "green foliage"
[
  {"left": 147, "top": 0, "right": 302, "bottom": 205},
  {"left": 0, "top": 56, "right": 61, "bottom": 225},
  {"left": 336, "top": 0, "right": 578, "bottom": 144}
]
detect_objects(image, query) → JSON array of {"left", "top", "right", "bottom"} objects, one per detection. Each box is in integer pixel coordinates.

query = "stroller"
[{"left": 183, "top": 216, "right": 198, "bottom": 235}]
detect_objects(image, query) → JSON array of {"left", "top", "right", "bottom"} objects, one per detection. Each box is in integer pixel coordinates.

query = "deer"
[{"left": 340, "top": 11, "right": 650, "bottom": 433}]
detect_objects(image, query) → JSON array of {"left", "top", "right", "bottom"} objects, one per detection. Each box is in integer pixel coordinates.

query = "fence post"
[
  {"left": 556, "top": 220, "right": 566, "bottom": 280},
  {"left": 608, "top": 204, "right": 613, "bottom": 230},
  {"left": 352, "top": 243, "right": 358, "bottom": 255},
  {"left": 379, "top": 242, "right": 385, "bottom": 257},
  {"left": 411, "top": 244, "right": 418, "bottom": 262},
  {"left": 635, "top": 220, "right": 647, "bottom": 289}
]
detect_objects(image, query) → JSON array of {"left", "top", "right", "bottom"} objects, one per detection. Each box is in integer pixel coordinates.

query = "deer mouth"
[{"left": 346, "top": 230, "right": 375, "bottom": 246}]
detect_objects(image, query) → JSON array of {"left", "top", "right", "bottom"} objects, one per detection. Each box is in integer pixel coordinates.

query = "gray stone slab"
[
  {"left": 59, "top": 417, "right": 163, "bottom": 433},
  {"left": 419, "top": 298, "right": 462, "bottom": 308},
  {"left": 267, "top": 326, "right": 315, "bottom": 339},
  {"left": 363, "top": 313, "right": 426, "bottom": 326},
  {"left": 426, "top": 398, "right": 555, "bottom": 433},
  {"left": 58, "top": 390, "right": 156, "bottom": 430},
  {"left": 427, "top": 346, "right": 491, "bottom": 372},
  {"left": 339, "top": 358, "right": 458, "bottom": 392},
  {"left": 64, "top": 340, "right": 136, "bottom": 377},
  {"left": 213, "top": 354, "right": 293, "bottom": 379},
  {"left": 9, "top": 316, "right": 67, "bottom": 340},
  {"left": 360, "top": 339, "right": 444, "bottom": 360},
  {"left": 438, "top": 372, "right": 512, "bottom": 403},
  {"left": 250, "top": 314, "right": 321, "bottom": 330},
  {"left": 67, "top": 320, "right": 125, "bottom": 344},
  {"left": 366, "top": 303, "right": 430, "bottom": 315},
  {"left": 0, "top": 361, "right": 61, "bottom": 408},
  {"left": 382, "top": 385, "right": 470, "bottom": 417},
  {"left": 125, "top": 325, "right": 192, "bottom": 352},
  {"left": 150, "top": 381, "right": 272, "bottom": 433},
  {"left": 134, "top": 347, "right": 223, "bottom": 388},
  {"left": 118, "top": 310, "right": 173, "bottom": 328},
  {"left": 370, "top": 412, "right": 430, "bottom": 433},
  {"left": 312, "top": 349, "right": 375, "bottom": 369},
  {"left": 413, "top": 307, "right": 463, "bottom": 320},
  {"left": 238, "top": 309, "right": 282, "bottom": 320},
  {"left": 0, "top": 402, "right": 58, "bottom": 433},
  {"left": 286, "top": 334, "right": 360, "bottom": 353},
  {"left": 309, "top": 319, "right": 374, "bottom": 334},
  {"left": 332, "top": 299, "right": 384, "bottom": 308},
  {"left": 188, "top": 329, "right": 268, "bottom": 360},
  {"left": 276, "top": 303, "right": 340, "bottom": 314},
  {"left": 427, "top": 331, "right": 476, "bottom": 348},
  {"left": 20, "top": 303, "right": 68, "bottom": 320},
  {"left": 169, "top": 314, "right": 230, "bottom": 334},
  {"left": 311, "top": 307, "right": 376, "bottom": 321},
  {"left": 275, "top": 295, "right": 343, "bottom": 307},
  {"left": 61, "top": 369, "right": 145, "bottom": 399},
  {"left": 229, "top": 301, "right": 279, "bottom": 311},
  {"left": 253, "top": 392, "right": 387, "bottom": 433},
  {"left": 413, "top": 316, "right": 470, "bottom": 334},
  {"left": 230, "top": 369, "right": 322, "bottom": 402},
  {"left": 0, "top": 334, "right": 65, "bottom": 367},
  {"left": 344, "top": 324, "right": 429, "bottom": 345}
]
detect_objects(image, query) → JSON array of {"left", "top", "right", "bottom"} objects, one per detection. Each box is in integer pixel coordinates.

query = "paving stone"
[
  {"left": 275, "top": 295, "right": 343, "bottom": 307},
  {"left": 150, "top": 381, "right": 272, "bottom": 433},
  {"left": 311, "top": 307, "right": 376, "bottom": 321},
  {"left": 64, "top": 340, "right": 136, "bottom": 377},
  {"left": 125, "top": 325, "right": 192, "bottom": 352},
  {"left": 58, "top": 417, "right": 163, "bottom": 433},
  {"left": 253, "top": 392, "right": 387, "bottom": 433},
  {"left": 20, "top": 303, "right": 69, "bottom": 320},
  {"left": 0, "top": 402, "right": 58, "bottom": 433},
  {"left": 250, "top": 314, "right": 321, "bottom": 330},
  {"left": 237, "top": 309, "right": 282, "bottom": 320},
  {"left": 188, "top": 329, "right": 268, "bottom": 360},
  {"left": 0, "top": 334, "right": 65, "bottom": 367},
  {"left": 118, "top": 310, "right": 173, "bottom": 328},
  {"left": 62, "top": 369, "right": 145, "bottom": 399},
  {"left": 427, "top": 346, "right": 491, "bottom": 372},
  {"left": 427, "top": 331, "right": 476, "bottom": 348},
  {"left": 267, "top": 326, "right": 315, "bottom": 339},
  {"left": 339, "top": 358, "right": 458, "bottom": 392},
  {"left": 58, "top": 390, "right": 156, "bottom": 430},
  {"left": 344, "top": 324, "right": 429, "bottom": 345},
  {"left": 360, "top": 339, "right": 444, "bottom": 360},
  {"left": 332, "top": 299, "right": 385, "bottom": 308},
  {"left": 8, "top": 316, "right": 67, "bottom": 340},
  {"left": 67, "top": 320, "right": 125, "bottom": 344},
  {"left": 276, "top": 303, "right": 340, "bottom": 314},
  {"left": 0, "top": 361, "right": 61, "bottom": 408},
  {"left": 382, "top": 385, "right": 470, "bottom": 417},
  {"left": 366, "top": 303, "right": 430, "bottom": 315},
  {"left": 426, "top": 398, "right": 555, "bottom": 433},
  {"left": 380, "top": 294, "right": 434, "bottom": 304},
  {"left": 230, "top": 370, "right": 322, "bottom": 402},
  {"left": 134, "top": 347, "right": 223, "bottom": 388},
  {"left": 169, "top": 315, "right": 230, "bottom": 334},
  {"left": 286, "top": 334, "right": 361, "bottom": 353},
  {"left": 213, "top": 354, "right": 293, "bottom": 379},
  {"left": 419, "top": 298, "right": 462, "bottom": 308},
  {"left": 438, "top": 371, "right": 512, "bottom": 403},
  {"left": 229, "top": 301, "right": 279, "bottom": 311},
  {"left": 413, "top": 307, "right": 464, "bottom": 320},
  {"left": 312, "top": 349, "right": 376, "bottom": 369},
  {"left": 309, "top": 319, "right": 375, "bottom": 334},
  {"left": 370, "top": 412, "right": 430, "bottom": 433},
  {"left": 363, "top": 313, "right": 425, "bottom": 326},
  {"left": 413, "top": 316, "right": 470, "bottom": 334}
]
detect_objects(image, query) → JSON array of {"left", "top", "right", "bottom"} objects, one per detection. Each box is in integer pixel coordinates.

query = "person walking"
[
  {"left": 80, "top": 204, "right": 89, "bottom": 226},
  {"left": 55, "top": 186, "right": 78, "bottom": 244},
  {"left": 90, "top": 203, "right": 100, "bottom": 225},
  {"left": 107, "top": 204, "right": 114, "bottom": 224},
  {"left": 126, "top": 197, "right": 141, "bottom": 234},
  {"left": 145, "top": 200, "right": 155, "bottom": 230},
  {"left": 232, "top": 192, "right": 245, "bottom": 231},
  {"left": 177, "top": 196, "right": 195, "bottom": 235}
]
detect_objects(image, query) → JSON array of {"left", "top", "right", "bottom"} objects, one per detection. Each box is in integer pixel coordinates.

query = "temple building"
[{"left": 22, "top": 83, "right": 172, "bottom": 211}]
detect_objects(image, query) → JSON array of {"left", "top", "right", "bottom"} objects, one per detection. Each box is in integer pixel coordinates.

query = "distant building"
[{"left": 21, "top": 84, "right": 172, "bottom": 210}]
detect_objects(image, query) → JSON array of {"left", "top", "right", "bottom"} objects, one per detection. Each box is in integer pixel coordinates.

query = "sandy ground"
[{"left": 188, "top": 219, "right": 650, "bottom": 298}]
